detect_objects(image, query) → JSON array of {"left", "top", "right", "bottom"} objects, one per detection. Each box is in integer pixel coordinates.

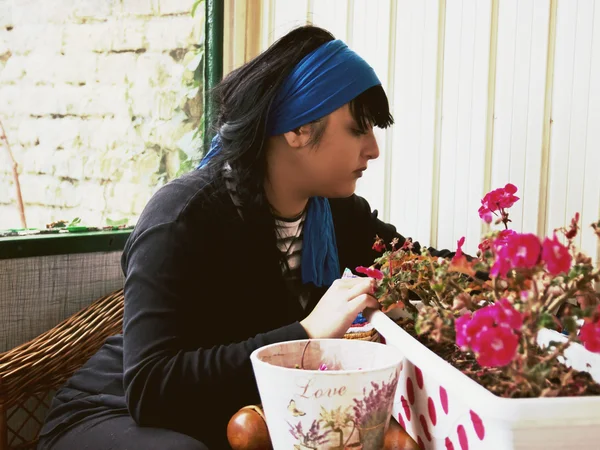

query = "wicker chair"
[
  {"left": 0, "top": 289, "right": 379, "bottom": 450},
  {"left": 0, "top": 290, "right": 124, "bottom": 450}
]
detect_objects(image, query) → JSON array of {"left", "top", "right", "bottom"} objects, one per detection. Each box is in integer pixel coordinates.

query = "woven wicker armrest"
[{"left": 0, "top": 289, "right": 124, "bottom": 450}]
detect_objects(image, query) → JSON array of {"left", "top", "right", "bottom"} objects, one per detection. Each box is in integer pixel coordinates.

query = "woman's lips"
[{"left": 354, "top": 167, "right": 367, "bottom": 177}]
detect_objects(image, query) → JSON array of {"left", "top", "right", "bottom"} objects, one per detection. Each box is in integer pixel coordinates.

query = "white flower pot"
[
  {"left": 250, "top": 338, "right": 403, "bottom": 450},
  {"left": 370, "top": 310, "right": 600, "bottom": 450}
]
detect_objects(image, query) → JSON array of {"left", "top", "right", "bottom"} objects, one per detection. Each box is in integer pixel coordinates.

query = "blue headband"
[
  {"left": 267, "top": 39, "right": 382, "bottom": 135},
  {"left": 199, "top": 39, "right": 382, "bottom": 288}
]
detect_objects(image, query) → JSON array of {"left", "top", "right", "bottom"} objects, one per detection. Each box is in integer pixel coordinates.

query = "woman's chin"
[{"left": 323, "top": 183, "right": 357, "bottom": 199}]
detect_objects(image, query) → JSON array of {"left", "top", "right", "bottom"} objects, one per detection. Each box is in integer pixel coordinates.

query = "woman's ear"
[{"left": 282, "top": 125, "right": 312, "bottom": 148}]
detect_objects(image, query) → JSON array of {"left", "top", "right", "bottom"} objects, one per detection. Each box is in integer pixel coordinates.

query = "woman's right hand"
[{"left": 300, "top": 277, "right": 380, "bottom": 339}]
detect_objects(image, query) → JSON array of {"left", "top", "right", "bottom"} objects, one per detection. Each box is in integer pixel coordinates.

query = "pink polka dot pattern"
[
  {"left": 397, "top": 412, "right": 406, "bottom": 430},
  {"left": 401, "top": 395, "right": 411, "bottom": 421},
  {"left": 470, "top": 410, "right": 485, "bottom": 440},
  {"left": 445, "top": 437, "right": 455, "bottom": 450},
  {"left": 407, "top": 377, "right": 415, "bottom": 405},
  {"left": 417, "top": 436, "right": 426, "bottom": 450},
  {"left": 419, "top": 414, "right": 432, "bottom": 442},
  {"left": 457, "top": 424, "right": 469, "bottom": 450},
  {"left": 427, "top": 396, "right": 437, "bottom": 425},
  {"left": 415, "top": 365, "right": 424, "bottom": 389},
  {"left": 439, "top": 385, "right": 449, "bottom": 414}
]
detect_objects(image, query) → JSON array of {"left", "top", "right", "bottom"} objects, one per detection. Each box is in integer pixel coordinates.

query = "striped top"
[
  {"left": 224, "top": 168, "right": 310, "bottom": 309},
  {"left": 274, "top": 211, "right": 309, "bottom": 309}
]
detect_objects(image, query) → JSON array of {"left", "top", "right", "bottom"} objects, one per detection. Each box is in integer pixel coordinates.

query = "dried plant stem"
[
  {"left": 432, "top": 290, "right": 445, "bottom": 309},
  {"left": 545, "top": 291, "right": 574, "bottom": 315},
  {"left": 520, "top": 335, "right": 529, "bottom": 371},
  {"left": 396, "top": 288, "right": 419, "bottom": 316},
  {"left": 539, "top": 340, "right": 571, "bottom": 365},
  {"left": 448, "top": 279, "right": 468, "bottom": 294},
  {"left": 0, "top": 119, "right": 27, "bottom": 228},
  {"left": 532, "top": 279, "right": 540, "bottom": 308},
  {"left": 545, "top": 268, "right": 600, "bottom": 313},
  {"left": 493, "top": 276, "right": 502, "bottom": 300}
]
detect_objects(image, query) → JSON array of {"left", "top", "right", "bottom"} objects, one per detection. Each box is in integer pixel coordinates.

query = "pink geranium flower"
[
  {"left": 542, "top": 234, "right": 572, "bottom": 275},
  {"left": 478, "top": 207, "right": 493, "bottom": 224},
  {"left": 580, "top": 321, "right": 600, "bottom": 353},
  {"left": 491, "top": 233, "right": 541, "bottom": 278},
  {"left": 478, "top": 238, "right": 492, "bottom": 253},
  {"left": 372, "top": 236, "right": 386, "bottom": 252},
  {"left": 580, "top": 306, "right": 600, "bottom": 354},
  {"left": 490, "top": 250, "right": 513, "bottom": 278},
  {"left": 355, "top": 266, "right": 384, "bottom": 280},
  {"left": 455, "top": 313, "right": 473, "bottom": 348},
  {"left": 478, "top": 183, "right": 520, "bottom": 222},
  {"left": 455, "top": 308, "right": 495, "bottom": 349},
  {"left": 505, "top": 233, "right": 541, "bottom": 268},
  {"left": 494, "top": 229, "right": 516, "bottom": 249},
  {"left": 452, "top": 237, "right": 466, "bottom": 263},
  {"left": 455, "top": 302, "right": 522, "bottom": 367},
  {"left": 471, "top": 325, "right": 520, "bottom": 367},
  {"left": 494, "top": 298, "right": 523, "bottom": 331}
]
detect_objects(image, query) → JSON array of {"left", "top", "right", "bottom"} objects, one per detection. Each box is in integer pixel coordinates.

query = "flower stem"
[
  {"left": 447, "top": 279, "right": 466, "bottom": 294},
  {"left": 394, "top": 286, "right": 419, "bottom": 316},
  {"left": 539, "top": 340, "right": 571, "bottom": 365},
  {"left": 493, "top": 276, "right": 502, "bottom": 301}
]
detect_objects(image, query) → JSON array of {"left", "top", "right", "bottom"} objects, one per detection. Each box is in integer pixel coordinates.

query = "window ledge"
[{"left": 0, "top": 229, "right": 132, "bottom": 260}]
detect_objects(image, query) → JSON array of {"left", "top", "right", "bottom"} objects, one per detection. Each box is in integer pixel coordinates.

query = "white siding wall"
[{"left": 226, "top": 0, "right": 600, "bottom": 262}]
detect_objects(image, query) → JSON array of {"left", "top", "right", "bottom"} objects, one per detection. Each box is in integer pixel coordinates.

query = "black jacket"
[{"left": 39, "top": 169, "right": 451, "bottom": 449}]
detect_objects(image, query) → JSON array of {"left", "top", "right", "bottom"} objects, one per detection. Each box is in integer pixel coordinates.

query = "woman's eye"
[{"left": 352, "top": 128, "right": 368, "bottom": 136}]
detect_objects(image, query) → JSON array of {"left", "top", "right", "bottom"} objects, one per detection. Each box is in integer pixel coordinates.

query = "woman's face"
[{"left": 292, "top": 104, "right": 380, "bottom": 198}]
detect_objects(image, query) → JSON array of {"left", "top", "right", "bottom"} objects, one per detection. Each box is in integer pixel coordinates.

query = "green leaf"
[
  {"left": 106, "top": 218, "right": 129, "bottom": 227},
  {"left": 191, "top": 0, "right": 203, "bottom": 17},
  {"left": 561, "top": 316, "right": 578, "bottom": 334},
  {"left": 66, "top": 226, "right": 89, "bottom": 233},
  {"left": 69, "top": 217, "right": 81, "bottom": 227},
  {"left": 538, "top": 312, "right": 558, "bottom": 330}
]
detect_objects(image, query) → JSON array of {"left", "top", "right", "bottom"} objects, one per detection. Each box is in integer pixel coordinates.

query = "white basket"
[{"left": 370, "top": 310, "right": 600, "bottom": 450}]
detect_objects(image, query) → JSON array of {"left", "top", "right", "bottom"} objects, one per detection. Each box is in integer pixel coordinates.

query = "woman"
[{"left": 38, "top": 25, "right": 451, "bottom": 449}]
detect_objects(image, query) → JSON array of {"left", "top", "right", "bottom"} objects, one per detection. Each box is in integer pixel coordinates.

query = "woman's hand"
[{"left": 300, "top": 277, "right": 380, "bottom": 339}]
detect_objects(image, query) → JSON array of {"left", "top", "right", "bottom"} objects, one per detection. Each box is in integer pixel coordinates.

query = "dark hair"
[{"left": 204, "top": 25, "right": 394, "bottom": 214}]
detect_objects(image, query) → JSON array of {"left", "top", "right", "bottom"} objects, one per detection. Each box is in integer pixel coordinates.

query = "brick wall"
[{"left": 0, "top": 0, "right": 203, "bottom": 229}]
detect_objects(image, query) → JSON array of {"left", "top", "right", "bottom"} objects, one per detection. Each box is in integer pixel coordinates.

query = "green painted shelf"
[{"left": 0, "top": 228, "right": 133, "bottom": 259}]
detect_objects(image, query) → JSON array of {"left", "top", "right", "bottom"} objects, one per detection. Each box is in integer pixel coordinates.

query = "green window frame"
[{"left": 0, "top": 1, "right": 223, "bottom": 260}]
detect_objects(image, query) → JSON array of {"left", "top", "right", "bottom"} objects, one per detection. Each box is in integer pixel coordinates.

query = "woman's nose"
[{"left": 364, "top": 131, "right": 380, "bottom": 160}]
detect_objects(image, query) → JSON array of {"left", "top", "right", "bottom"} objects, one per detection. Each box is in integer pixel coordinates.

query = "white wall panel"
[
  {"left": 437, "top": 0, "right": 491, "bottom": 254},
  {"left": 491, "top": 0, "right": 550, "bottom": 236},
  {"left": 351, "top": 0, "right": 393, "bottom": 217},
  {"left": 548, "top": 0, "right": 599, "bottom": 259},
  {"left": 225, "top": 0, "right": 600, "bottom": 262},
  {"left": 387, "top": 0, "right": 439, "bottom": 247}
]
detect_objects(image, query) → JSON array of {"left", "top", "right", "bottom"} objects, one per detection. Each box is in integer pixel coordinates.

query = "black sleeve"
[{"left": 121, "top": 215, "right": 307, "bottom": 431}]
